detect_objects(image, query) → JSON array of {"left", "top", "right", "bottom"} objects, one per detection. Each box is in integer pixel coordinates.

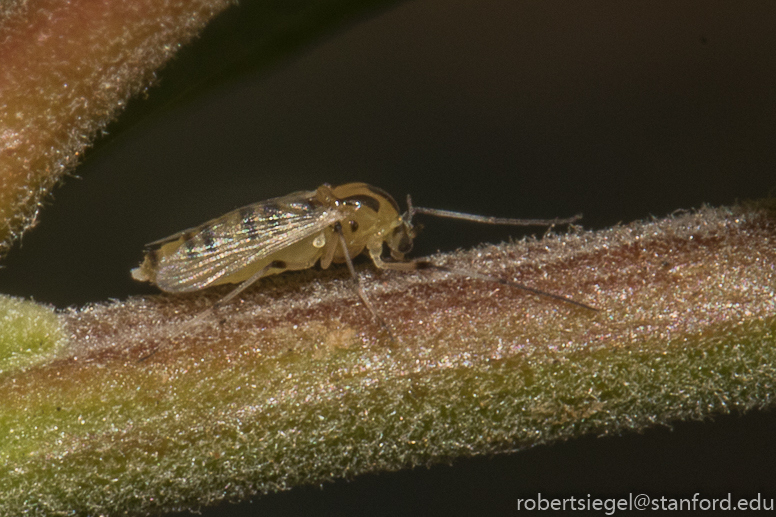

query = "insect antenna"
[
  {"left": 401, "top": 195, "right": 594, "bottom": 311},
  {"left": 405, "top": 194, "right": 582, "bottom": 227}
]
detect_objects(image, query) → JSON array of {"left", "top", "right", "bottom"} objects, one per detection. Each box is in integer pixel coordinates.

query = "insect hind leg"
[
  {"left": 181, "top": 260, "right": 285, "bottom": 332},
  {"left": 211, "top": 261, "right": 285, "bottom": 309},
  {"left": 137, "top": 262, "right": 279, "bottom": 362}
]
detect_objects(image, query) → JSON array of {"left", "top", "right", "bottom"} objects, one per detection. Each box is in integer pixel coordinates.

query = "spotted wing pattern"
[{"left": 149, "top": 190, "right": 344, "bottom": 292}]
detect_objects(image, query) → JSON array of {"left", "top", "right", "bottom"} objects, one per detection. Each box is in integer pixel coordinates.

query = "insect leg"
[
  {"left": 176, "top": 261, "right": 277, "bottom": 331},
  {"left": 137, "top": 262, "right": 278, "bottom": 362},
  {"left": 369, "top": 246, "right": 597, "bottom": 312},
  {"left": 334, "top": 223, "right": 394, "bottom": 338},
  {"left": 369, "top": 247, "right": 431, "bottom": 272},
  {"left": 210, "top": 262, "right": 281, "bottom": 310},
  {"left": 432, "top": 264, "right": 598, "bottom": 312}
]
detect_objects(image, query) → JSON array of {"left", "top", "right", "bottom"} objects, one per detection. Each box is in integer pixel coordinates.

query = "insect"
[{"left": 132, "top": 182, "right": 595, "bottom": 342}]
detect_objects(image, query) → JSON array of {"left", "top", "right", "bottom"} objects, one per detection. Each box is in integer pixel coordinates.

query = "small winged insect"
[{"left": 132, "top": 182, "right": 595, "bottom": 347}]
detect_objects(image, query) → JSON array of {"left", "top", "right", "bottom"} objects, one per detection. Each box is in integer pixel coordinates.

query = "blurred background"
[{"left": 1, "top": 0, "right": 775, "bottom": 515}]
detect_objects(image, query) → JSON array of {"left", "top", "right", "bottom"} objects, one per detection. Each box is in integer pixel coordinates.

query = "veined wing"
[{"left": 150, "top": 190, "right": 344, "bottom": 292}]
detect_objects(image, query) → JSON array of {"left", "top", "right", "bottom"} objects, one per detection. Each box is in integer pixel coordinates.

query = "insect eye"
[
  {"left": 349, "top": 220, "right": 359, "bottom": 232},
  {"left": 392, "top": 226, "right": 413, "bottom": 254},
  {"left": 398, "top": 235, "right": 413, "bottom": 254},
  {"left": 342, "top": 195, "right": 380, "bottom": 212}
]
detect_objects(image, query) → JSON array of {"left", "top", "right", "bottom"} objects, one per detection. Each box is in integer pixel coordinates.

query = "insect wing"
[{"left": 151, "top": 191, "right": 343, "bottom": 292}]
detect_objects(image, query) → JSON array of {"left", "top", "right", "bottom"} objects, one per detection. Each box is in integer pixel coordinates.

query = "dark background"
[{"left": 2, "top": 0, "right": 775, "bottom": 515}]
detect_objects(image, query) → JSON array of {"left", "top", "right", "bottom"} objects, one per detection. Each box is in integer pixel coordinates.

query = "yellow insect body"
[
  {"left": 131, "top": 183, "right": 414, "bottom": 293},
  {"left": 133, "top": 181, "right": 593, "bottom": 347}
]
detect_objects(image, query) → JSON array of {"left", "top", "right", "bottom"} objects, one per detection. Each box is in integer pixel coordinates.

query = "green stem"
[{"left": 1, "top": 201, "right": 774, "bottom": 515}]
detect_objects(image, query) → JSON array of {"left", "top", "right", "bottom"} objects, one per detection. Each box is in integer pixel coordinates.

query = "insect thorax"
[{"left": 323, "top": 183, "right": 412, "bottom": 260}]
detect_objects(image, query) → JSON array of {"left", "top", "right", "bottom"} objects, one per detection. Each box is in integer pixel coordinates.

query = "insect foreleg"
[
  {"left": 423, "top": 263, "right": 598, "bottom": 312},
  {"left": 368, "top": 248, "right": 427, "bottom": 272}
]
